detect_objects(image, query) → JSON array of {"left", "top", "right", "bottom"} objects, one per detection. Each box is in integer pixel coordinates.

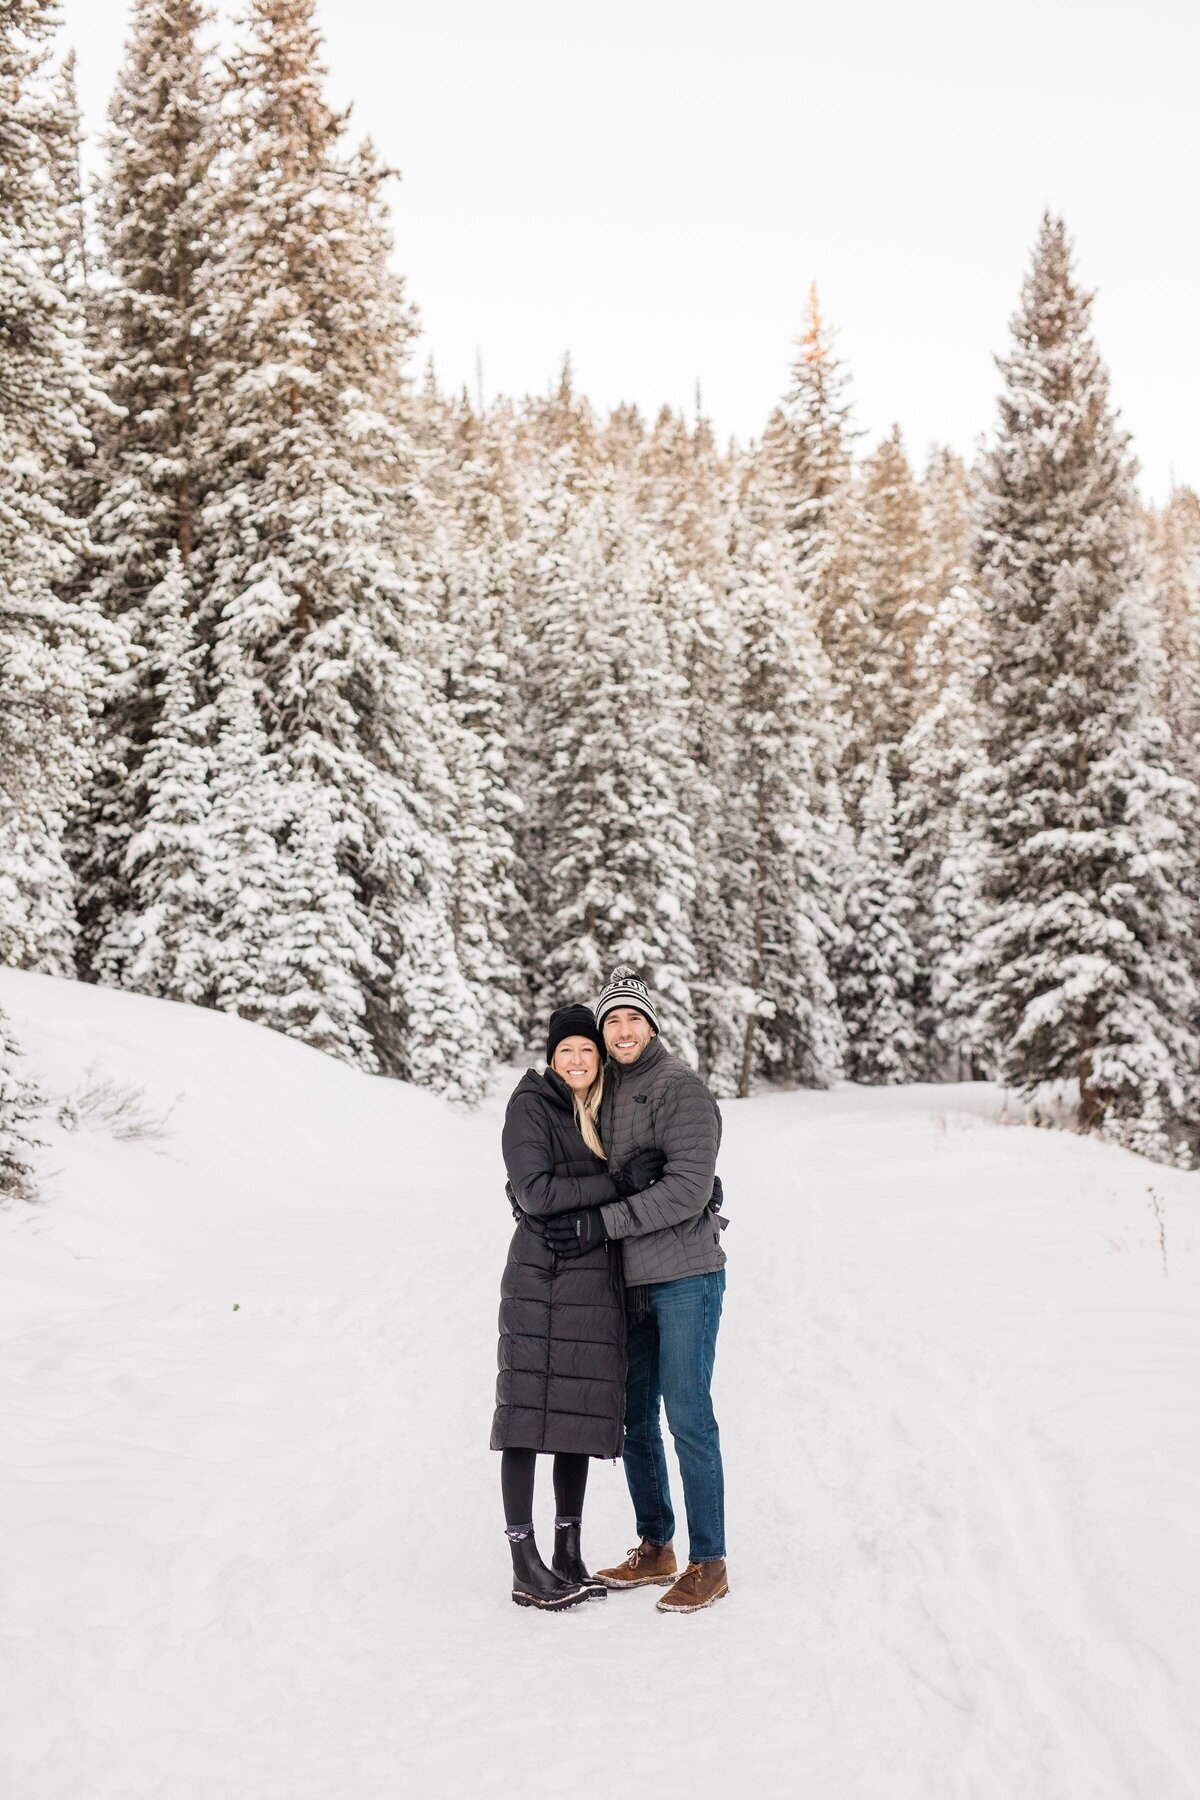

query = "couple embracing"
[{"left": 491, "top": 965, "right": 729, "bottom": 1615}]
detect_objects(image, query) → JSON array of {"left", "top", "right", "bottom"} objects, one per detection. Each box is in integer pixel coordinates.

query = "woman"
[{"left": 492, "top": 1003, "right": 663, "bottom": 1610}]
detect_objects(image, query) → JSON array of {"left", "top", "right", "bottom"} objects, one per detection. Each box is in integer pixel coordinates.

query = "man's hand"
[
  {"left": 613, "top": 1146, "right": 666, "bottom": 1198},
  {"left": 543, "top": 1208, "right": 607, "bottom": 1258}
]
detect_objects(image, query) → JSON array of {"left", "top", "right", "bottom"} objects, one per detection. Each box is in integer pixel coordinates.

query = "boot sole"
[
  {"left": 597, "top": 1572, "right": 677, "bottom": 1590},
  {"left": 512, "top": 1586, "right": 591, "bottom": 1610},
  {"left": 655, "top": 1584, "right": 730, "bottom": 1614}
]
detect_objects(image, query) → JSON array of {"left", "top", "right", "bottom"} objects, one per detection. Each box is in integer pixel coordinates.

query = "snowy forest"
[{"left": 4, "top": 0, "right": 1200, "bottom": 1193}]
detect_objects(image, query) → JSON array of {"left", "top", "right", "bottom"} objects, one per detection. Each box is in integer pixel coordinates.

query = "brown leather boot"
[
  {"left": 594, "top": 1539, "right": 678, "bottom": 1589},
  {"left": 656, "top": 1558, "right": 729, "bottom": 1613}
]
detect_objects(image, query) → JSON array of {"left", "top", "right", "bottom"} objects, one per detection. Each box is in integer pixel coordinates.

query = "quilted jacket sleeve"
[
  {"left": 599, "top": 1074, "right": 719, "bottom": 1241},
  {"left": 501, "top": 1090, "right": 619, "bottom": 1218}
]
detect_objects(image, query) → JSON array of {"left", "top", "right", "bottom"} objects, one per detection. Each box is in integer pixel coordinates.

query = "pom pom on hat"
[{"left": 594, "top": 966, "right": 660, "bottom": 1035}]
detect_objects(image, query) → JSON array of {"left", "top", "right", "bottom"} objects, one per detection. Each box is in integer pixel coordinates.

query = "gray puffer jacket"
[{"left": 598, "top": 1036, "right": 725, "bottom": 1287}]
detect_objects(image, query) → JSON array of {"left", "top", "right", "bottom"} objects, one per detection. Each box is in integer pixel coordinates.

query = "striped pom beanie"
[{"left": 594, "top": 965, "right": 660, "bottom": 1035}]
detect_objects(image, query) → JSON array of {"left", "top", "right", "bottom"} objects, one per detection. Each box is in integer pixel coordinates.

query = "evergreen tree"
[
  {"left": 858, "top": 424, "right": 933, "bottom": 763},
  {"left": 0, "top": 998, "right": 42, "bottom": 1201},
  {"left": 0, "top": 0, "right": 116, "bottom": 976},
  {"left": 194, "top": 0, "right": 486, "bottom": 1094},
  {"left": 506, "top": 364, "right": 601, "bottom": 1013},
  {"left": 728, "top": 469, "right": 844, "bottom": 1094},
  {"left": 1150, "top": 486, "right": 1200, "bottom": 785},
  {"left": 642, "top": 406, "right": 743, "bottom": 1085},
  {"left": 207, "top": 663, "right": 288, "bottom": 1017},
  {"left": 832, "top": 751, "right": 919, "bottom": 1083},
  {"left": 266, "top": 776, "right": 379, "bottom": 1068},
  {"left": 766, "top": 284, "right": 871, "bottom": 781},
  {"left": 45, "top": 50, "right": 90, "bottom": 310},
  {"left": 968, "top": 216, "right": 1198, "bottom": 1159},
  {"left": 537, "top": 484, "right": 700, "bottom": 1061},
  {"left": 898, "top": 581, "right": 987, "bottom": 1077},
  {"left": 422, "top": 396, "right": 524, "bottom": 1061},
  {"left": 73, "top": 0, "right": 217, "bottom": 979},
  {"left": 107, "top": 553, "right": 217, "bottom": 1002}
]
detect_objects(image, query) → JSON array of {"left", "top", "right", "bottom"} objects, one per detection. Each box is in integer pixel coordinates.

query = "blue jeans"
[{"left": 623, "top": 1269, "right": 726, "bottom": 1563}]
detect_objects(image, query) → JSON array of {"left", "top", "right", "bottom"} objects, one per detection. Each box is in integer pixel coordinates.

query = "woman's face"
[{"left": 552, "top": 1036, "right": 600, "bottom": 1091}]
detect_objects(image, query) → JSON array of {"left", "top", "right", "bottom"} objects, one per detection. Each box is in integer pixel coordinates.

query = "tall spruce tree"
[
  {"left": 832, "top": 750, "right": 919, "bottom": 1083},
  {"left": 419, "top": 394, "right": 524, "bottom": 1062},
  {"left": 107, "top": 552, "right": 217, "bottom": 1002},
  {"left": 858, "top": 425, "right": 934, "bottom": 765},
  {"left": 767, "top": 284, "right": 871, "bottom": 783},
  {"left": 968, "top": 216, "right": 1198, "bottom": 1159},
  {"left": 728, "top": 466, "right": 844, "bottom": 1095},
  {"left": 194, "top": 0, "right": 487, "bottom": 1095},
  {"left": 0, "top": 0, "right": 116, "bottom": 976},
  {"left": 898, "top": 580, "right": 987, "bottom": 1077},
  {"left": 643, "top": 407, "right": 744, "bottom": 1087},
  {"left": 1150, "top": 487, "right": 1200, "bottom": 788},
  {"left": 73, "top": 0, "right": 217, "bottom": 979},
  {"left": 536, "top": 482, "right": 700, "bottom": 1060}
]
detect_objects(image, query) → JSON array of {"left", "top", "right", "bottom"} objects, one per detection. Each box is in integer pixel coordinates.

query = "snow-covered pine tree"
[
  {"left": 1150, "top": 486, "right": 1200, "bottom": 790},
  {"left": 536, "top": 481, "right": 700, "bottom": 1062},
  {"left": 0, "top": 0, "right": 118, "bottom": 977},
  {"left": 898, "top": 577, "right": 987, "bottom": 1077},
  {"left": 107, "top": 552, "right": 217, "bottom": 1002},
  {"left": 194, "top": 0, "right": 488, "bottom": 1094},
  {"left": 728, "top": 465, "right": 844, "bottom": 1095},
  {"left": 506, "top": 363, "right": 602, "bottom": 1015},
  {"left": 766, "top": 283, "right": 872, "bottom": 784},
  {"left": 832, "top": 750, "right": 919, "bottom": 1083},
  {"left": 45, "top": 49, "right": 90, "bottom": 311},
  {"left": 0, "top": 997, "right": 43, "bottom": 1201},
  {"left": 642, "top": 406, "right": 744, "bottom": 1087},
  {"left": 72, "top": 0, "right": 217, "bottom": 979},
  {"left": 968, "top": 215, "right": 1198, "bottom": 1159},
  {"left": 857, "top": 425, "right": 933, "bottom": 767},
  {"left": 206, "top": 660, "right": 380, "bottom": 1067},
  {"left": 923, "top": 447, "right": 973, "bottom": 618},
  {"left": 266, "top": 775, "right": 380, "bottom": 1067},
  {"left": 1147, "top": 485, "right": 1200, "bottom": 1047},
  {"left": 417, "top": 393, "right": 524, "bottom": 1061}
]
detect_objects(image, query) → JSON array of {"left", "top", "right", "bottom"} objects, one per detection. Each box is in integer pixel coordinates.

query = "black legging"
[{"left": 501, "top": 1448, "right": 589, "bottom": 1529}]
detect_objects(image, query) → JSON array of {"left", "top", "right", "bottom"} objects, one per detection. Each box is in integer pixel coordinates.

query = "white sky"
[{"left": 60, "top": 0, "right": 1199, "bottom": 501}]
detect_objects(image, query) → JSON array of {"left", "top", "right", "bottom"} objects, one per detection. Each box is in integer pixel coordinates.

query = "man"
[{"left": 543, "top": 965, "right": 728, "bottom": 1614}]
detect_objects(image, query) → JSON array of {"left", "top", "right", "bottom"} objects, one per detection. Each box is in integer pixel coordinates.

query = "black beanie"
[{"left": 545, "top": 1004, "right": 604, "bottom": 1065}]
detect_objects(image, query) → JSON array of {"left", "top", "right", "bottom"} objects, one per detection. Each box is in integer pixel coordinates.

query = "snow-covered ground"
[{"left": 1, "top": 969, "right": 1197, "bottom": 1800}]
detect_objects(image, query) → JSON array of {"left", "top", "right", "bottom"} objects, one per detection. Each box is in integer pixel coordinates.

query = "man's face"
[{"left": 603, "top": 1007, "right": 654, "bottom": 1065}]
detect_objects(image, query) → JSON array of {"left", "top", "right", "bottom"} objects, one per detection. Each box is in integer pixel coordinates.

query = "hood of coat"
[{"left": 512, "top": 1065, "right": 576, "bottom": 1115}]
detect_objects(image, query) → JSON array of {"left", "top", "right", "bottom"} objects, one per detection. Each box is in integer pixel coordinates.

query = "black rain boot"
[
  {"left": 508, "top": 1529, "right": 589, "bottom": 1610},
  {"left": 552, "top": 1520, "right": 607, "bottom": 1600}
]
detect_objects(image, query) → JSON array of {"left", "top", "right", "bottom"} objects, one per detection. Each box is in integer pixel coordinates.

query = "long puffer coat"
[{"left": 490, "top": 1068, "right": 626, "bottom": 1458}]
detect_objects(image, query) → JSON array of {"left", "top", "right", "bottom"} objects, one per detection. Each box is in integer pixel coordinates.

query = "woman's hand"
[{"left": 542, "top": 1208, "right": 607, "bottom": 1258}]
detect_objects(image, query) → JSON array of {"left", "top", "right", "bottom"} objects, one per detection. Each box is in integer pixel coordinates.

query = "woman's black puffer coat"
[{"left": 490, "top": 1068, "right": 626, "bottom": 1458}]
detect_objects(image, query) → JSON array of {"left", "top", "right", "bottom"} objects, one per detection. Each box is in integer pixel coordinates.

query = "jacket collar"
[{"left": 607, "top": 1034, "right": 666, "bottom": 1086}]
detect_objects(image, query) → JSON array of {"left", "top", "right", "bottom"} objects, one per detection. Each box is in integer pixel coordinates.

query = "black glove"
[
  {"left": 506, "top": 1180, "right": 523, "bottom": 1222},
  {"left": 706, "top": 1175, "right": 725, "bottom": 1214},
  {"left": 542, "top": 1207, "right": 607, "bottom": 1258},
  {"left": 613, "top": 1146, "right": 666, "bottom": 1199}
]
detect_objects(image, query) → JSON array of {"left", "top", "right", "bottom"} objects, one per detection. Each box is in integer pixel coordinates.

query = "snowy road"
[{"left": 1, "top": 971, "right": 1198, "bottom": 1799}]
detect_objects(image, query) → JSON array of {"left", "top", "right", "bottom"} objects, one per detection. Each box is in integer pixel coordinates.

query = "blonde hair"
[{"left": 572, "top": 1067, "right": 606, "bottom": 1160}]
